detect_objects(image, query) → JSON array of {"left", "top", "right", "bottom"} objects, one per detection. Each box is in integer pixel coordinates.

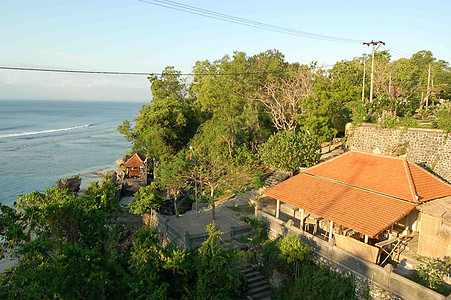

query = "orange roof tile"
[
  {"left": 303, "top": 151, "right": 451, "bottom": 202},
  {"left": 263, "top": 173, "right": 416, "bottom": 237},
  {"left": 123, "top": 153, "right": 145, "bottom": 168}
]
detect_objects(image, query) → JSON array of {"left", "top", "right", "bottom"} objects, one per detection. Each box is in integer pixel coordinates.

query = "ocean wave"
[{"left": 0, "top": 124, "right": 91, "bottom": 139}]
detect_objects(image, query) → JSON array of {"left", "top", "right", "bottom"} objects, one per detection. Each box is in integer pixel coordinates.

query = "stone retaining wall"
[
  {"left": 347, "top": 123, "right": 451, "bottom": 183},
  {"left": 257, "top": 210, "right": 447, "bottom": 300}
]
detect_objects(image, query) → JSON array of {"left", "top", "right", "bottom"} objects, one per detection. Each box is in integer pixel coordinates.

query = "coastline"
[{"left": 77, "top": 165, "right": 117, "bottom": 195}]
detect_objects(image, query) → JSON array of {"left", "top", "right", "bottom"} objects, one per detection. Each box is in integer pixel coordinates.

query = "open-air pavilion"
[{"left": 263, "top": 150, "right": 451, "bottom": 263}]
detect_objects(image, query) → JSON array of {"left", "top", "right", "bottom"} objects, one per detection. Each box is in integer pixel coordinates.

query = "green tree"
[
  {"left": 118, "top": 66, "right": 200, "bottom": 161},
  {"left": 278, "top": 233, "right": 313, "bottom": 278},
  {"left": 259, "top": 130, "right": 321, "bottom": 173},
  {"left": 128, "top": 226, "right": 192, "bottom": 299},
  {"left": 195, "top": 222, "right": 246, "bottom": 300},
  {"left": 129, "top": 182, "right": 163, "bottom": 216},
  {"left": 0, "top": 180, "right": 129, "bottom": 299},
  {"left": 433, "top": 102, "right": 451, "bottom": 131},
  {"left": 156, "top": 151, "right": 191, "bottom": 217}
]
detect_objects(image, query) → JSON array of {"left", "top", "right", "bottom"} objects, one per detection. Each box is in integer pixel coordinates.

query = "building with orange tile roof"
[
  {"left": 263, "top": 150, "right": 451, "bottom": 259},
  {"left": 123, "top": 153, "right": 148, "bottom": 178}
]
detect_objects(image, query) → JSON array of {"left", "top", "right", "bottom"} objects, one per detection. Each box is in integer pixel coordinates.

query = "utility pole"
[
  {"left": 389, "top": 72, "right": 392, "bottom": 93},
  {"left": 363, "top": 40, "right": 385, "bottom": 102},
  {"left": 426, "top": 63, "right": 431, "bottom": 110},
  {"left": 362, "top": 59, "right": 366, "bottom": 102}
]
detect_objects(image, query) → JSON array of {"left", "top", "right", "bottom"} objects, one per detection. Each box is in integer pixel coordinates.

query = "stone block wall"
[{"left": 347, "top": 123, "right": 451, "bottom": 183}]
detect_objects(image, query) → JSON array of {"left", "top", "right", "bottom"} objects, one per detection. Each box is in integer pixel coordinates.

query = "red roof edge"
[{"left": 370, "top": 204, "right": 417, "bottom": 237}]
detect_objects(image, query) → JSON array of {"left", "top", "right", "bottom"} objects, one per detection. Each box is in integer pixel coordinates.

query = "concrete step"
[
  {"left": 241, "top": 265, "right": 272, "bottom": 300},
  {"left": 248, "top": 280, "right": 268, "bottom": 290},
  {"left": 244, "top": 270, "right": 261, "bottom": 278},
  {"left": 247, "top": 284, "right": 271, "bottom": 297},
  {"left": 247, "top": 274, "right": 265, "bottom": 284},
  {"left": 242, "top": 266, "right": 255, "bottom": 274},
  {"left": 248, "top": 289, "right": 272, "bottom": 300}
]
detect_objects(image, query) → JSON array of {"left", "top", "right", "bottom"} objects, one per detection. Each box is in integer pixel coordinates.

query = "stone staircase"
[{"left": 241, "top": 264, "right": 271, "bottom": 300}]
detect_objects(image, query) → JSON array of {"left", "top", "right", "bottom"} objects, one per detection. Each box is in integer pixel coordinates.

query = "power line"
[
  {"left": 387, "top": 45, "right": 411, "bottom": 57},
  {"left": 137, "top": 0, "right": 361, "bottom": 44},
  {"left": 0, "top": 66, "right": 287, "bottom": 76}
]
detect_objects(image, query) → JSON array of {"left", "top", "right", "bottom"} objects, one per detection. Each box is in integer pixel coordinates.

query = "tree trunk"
[
  {"left": 210, "top": 188, "right": 215, "bottom": 221},
  {"left": 174, "top": 192, "right": 179, "bottom": 218}
]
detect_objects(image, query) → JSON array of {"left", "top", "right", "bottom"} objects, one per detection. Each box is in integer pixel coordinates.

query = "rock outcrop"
[{"left": 55, "top": 176, "right": 82, "bottom": 193}]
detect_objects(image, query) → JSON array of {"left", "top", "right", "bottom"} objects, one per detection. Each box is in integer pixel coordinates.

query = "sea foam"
[{"left": 0, "top": 124, "right": 90, "bottom": 139}]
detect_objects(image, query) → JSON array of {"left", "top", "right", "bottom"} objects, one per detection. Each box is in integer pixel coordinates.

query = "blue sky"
[{"left": 1, "top": 0, "right": 449, "bottom": 101}]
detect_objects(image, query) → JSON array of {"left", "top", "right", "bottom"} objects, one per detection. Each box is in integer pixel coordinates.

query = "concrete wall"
[
  {"left": 418, "top": 213, "right": 451, "bottom": 259},
  {"left": 347, "top": 123, "right": 451, "bottom": 183},
  {"left": 257, "top": 210, "right": 447, "bottom": 300}
]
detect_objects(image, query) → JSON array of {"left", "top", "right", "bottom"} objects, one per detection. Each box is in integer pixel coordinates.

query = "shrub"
[
  {"left": 272, "top": 262, "right": 356, "bottom": 300},
  {"left": 241, "top": 217, "right": 268, "bottom": 244},
  {"left": 417, "top": 258, "right": 447, "bottom": 289},
  {"left": 433, "top": 102, "right": 451, "bottom": 132}
]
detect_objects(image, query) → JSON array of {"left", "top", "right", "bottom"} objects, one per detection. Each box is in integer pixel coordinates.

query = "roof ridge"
[
  {"left": 303, "top": 173, "right": 417, "bottom": 205},
  {"left": 403, "top": 159, "right": 419, "bottom": 202}
]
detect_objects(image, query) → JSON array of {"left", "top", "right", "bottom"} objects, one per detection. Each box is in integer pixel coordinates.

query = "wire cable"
[
  {"left": 136, "top": 0, "right": 361, "bottom": 44},
  {"left": 0, "top": 66, "right": 288, "bottom": 76}
]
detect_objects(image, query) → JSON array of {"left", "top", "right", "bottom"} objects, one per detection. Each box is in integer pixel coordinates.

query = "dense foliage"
[
  {"left": 2, "top": 48, "right": 449, "bottom": 298},
  {"left": 119, "top": 49, "right": 450, "bottom": 211},
  {"left": 261, "top": 235, "right": 355, "bottom": 300},
  {"left": 128, "top": 182, "right": 163, "bottom": 215},
  {"left": 272, "top": 262, "right": 356, "bottom": 300},
  {"left": 0, "top": 187, "right": 247, "bottom": 299},
  {"left": 195, "top": 223, "right": 246, "bottom": 300},
  {"left": 259, "top": 130, "right": 321, "bottom": 173},
  {"left": 0, "top": 179, "right": 126, "bottom": 299}
]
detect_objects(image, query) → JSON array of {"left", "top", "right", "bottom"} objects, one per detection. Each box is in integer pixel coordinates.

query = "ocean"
[{"left": 0, "top": 100, "right": 146, "bottom": 206}]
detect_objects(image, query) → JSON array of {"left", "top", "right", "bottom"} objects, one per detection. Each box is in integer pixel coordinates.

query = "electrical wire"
[
  {"left": 0, "top": 66, "right": 288, "bottom": 76},
  {"left": 136, "top": 0, "right": 361, "bottom": 44},
  {"left": 387, "top": 45, "right": 411, "bottom": 57}
]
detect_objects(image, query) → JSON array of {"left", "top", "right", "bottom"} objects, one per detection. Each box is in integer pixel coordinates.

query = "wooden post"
[
  {"left": 404, "top": 216, "right": 409, "bottom": 235},
  {"left": 300, "top": 209, "right": 304, "bottom": 230},
  {"left": 328, "top": 220, "right": 334, "bottom": 242},
  {"left": 389, "top": 225, "right": 393, "bottom": 239},
  {"left": 276, "top": 200, "right": 280, "bottom": 219},
  {"left": 364, "top": 235, "right": 369, "bottom": 244}
]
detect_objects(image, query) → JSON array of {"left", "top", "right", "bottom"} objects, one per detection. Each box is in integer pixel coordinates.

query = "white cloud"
[
  {"left": 33, "top": 49, "right": 79, "bottom": 61},
  {"left": 3, "top": 76, "right": 20, "bottom": 85},
  {"left": 50, "top": 79, "right": 108, "bottom": 88}
]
